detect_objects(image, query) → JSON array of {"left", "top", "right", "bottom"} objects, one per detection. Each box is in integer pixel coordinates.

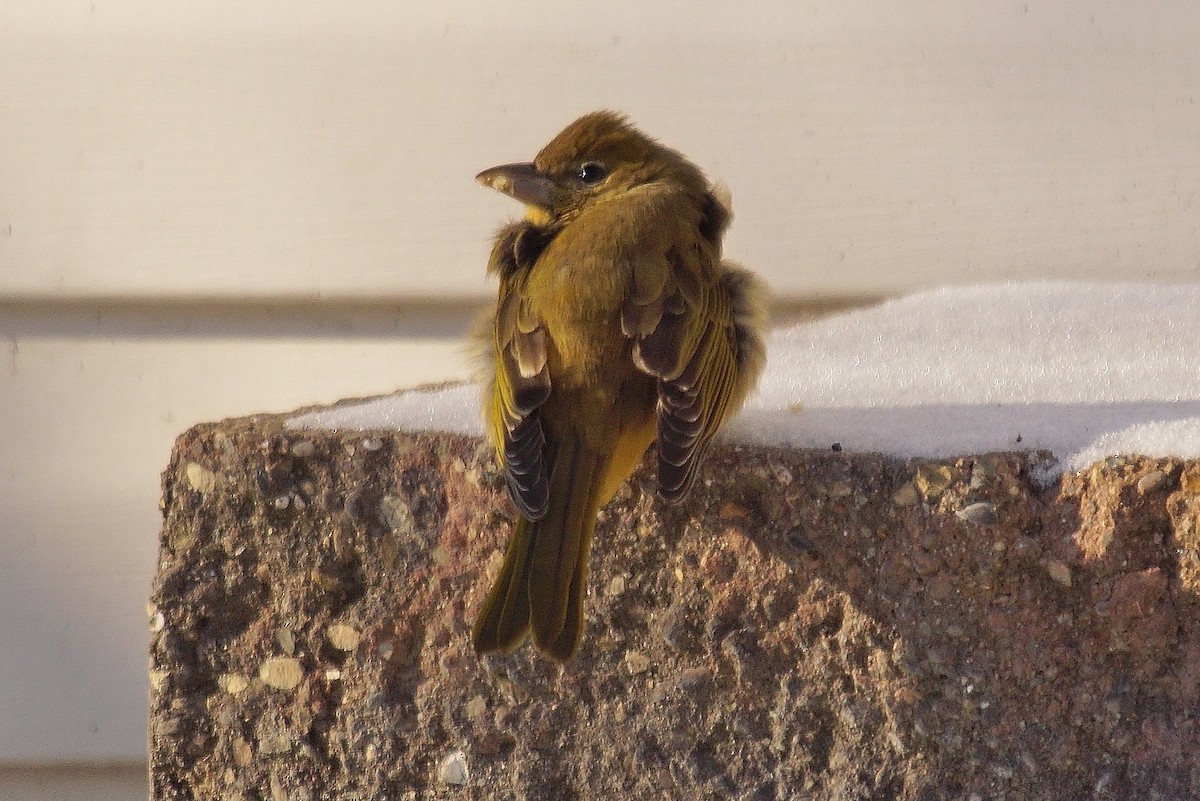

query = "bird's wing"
[
  {"left": 624, "top": 240, "right": 743, "bottom": 502},
  {"left": 489, "top": 272, "right": 553, "bottom": 519}
]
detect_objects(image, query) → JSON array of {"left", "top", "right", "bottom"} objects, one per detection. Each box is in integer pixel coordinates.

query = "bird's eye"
[{"left": 577, "top": 162, "right": 608, "bottom": 185}]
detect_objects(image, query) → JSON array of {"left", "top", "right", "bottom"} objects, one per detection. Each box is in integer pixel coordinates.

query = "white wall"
[
  {"left": 5, "top": 1, "right": 1198, "bottom": 302},
  {"left": 2, "top": 2, "right": 1198, "bottom": 797}
]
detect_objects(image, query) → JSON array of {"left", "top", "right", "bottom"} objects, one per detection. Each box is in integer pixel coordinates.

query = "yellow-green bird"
[{"left": 472, "top": 111, "right": 766, "bottom": 660}]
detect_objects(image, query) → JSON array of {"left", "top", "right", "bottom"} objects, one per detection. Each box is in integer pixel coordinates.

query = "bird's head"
[{"left": 476, "top": 111, "right": 707, "bottom": 227}]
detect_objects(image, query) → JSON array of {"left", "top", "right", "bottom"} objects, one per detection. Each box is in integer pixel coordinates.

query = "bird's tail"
[{"left": 472, "top": 432, "right": 607, "bottom": 660}]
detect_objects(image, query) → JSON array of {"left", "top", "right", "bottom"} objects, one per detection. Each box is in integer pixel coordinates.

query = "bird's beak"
[{"left": 476, "top": 162, "right": 555, "bottom": 209}]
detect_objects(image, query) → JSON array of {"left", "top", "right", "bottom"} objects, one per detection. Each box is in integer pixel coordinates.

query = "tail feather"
[
  {"left": 473, "top": 432, "right": 607, "bottom": 660},
  {"left": 471, "top": 516, "right": 534, "bottom": 654},
  {"left": 543, "top": 551, "right": 588, "bottom": 660},
  {"left": 529, "top": 435, "right": 601, "bottom": 646}
]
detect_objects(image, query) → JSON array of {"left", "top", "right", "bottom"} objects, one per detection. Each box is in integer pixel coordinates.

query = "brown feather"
[{"left": 473, "top": 111, "right": 766, "bottom": 661}]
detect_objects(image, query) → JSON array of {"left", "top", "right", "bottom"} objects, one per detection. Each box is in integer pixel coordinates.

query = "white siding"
[
  {"left": 2, "top": 2, "right": 1198, "bottom": 797},
  {"left": 4, "top": 1, "right": 1198, "bottom": 302}
]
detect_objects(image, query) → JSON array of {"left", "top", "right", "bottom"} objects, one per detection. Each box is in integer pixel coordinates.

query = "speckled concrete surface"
[{"left": 150, "top": 415, "right": 1200, "bottom": 800}]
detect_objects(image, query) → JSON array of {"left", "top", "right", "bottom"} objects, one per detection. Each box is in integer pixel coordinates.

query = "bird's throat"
[{"left": 523, "top": 205, "right": 555, "bottom": 228}]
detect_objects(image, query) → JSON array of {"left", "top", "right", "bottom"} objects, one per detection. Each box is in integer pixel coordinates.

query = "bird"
[{"left": 471, "top": 110, "right": 766, "bottom": 660}]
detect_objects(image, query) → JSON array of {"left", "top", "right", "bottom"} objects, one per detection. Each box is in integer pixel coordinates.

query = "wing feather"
[
  {"left": 487, "top": 275, "right": 552, "bottom": 520},
  {"left": 622, "top": 227, "right": 761, "bottom": 502}
]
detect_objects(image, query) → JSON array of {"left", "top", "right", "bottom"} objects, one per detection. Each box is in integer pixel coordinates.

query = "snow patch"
[{"left": 287, "top": 282, "right": 1200, "bottom": 474}]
